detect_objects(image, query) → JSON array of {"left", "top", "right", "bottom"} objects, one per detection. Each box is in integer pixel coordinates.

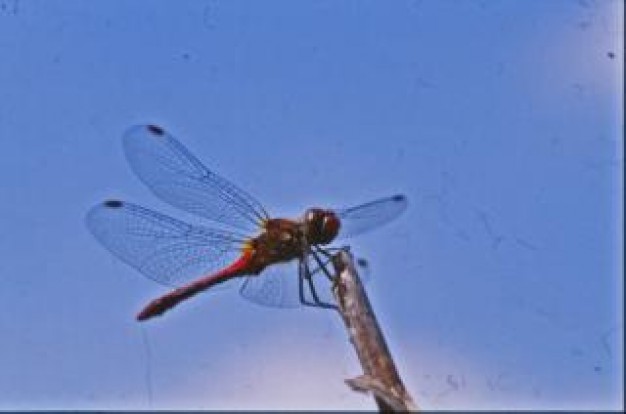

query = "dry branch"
[{"left": 331, "top": 250, "right": 418, "bottom": 412}]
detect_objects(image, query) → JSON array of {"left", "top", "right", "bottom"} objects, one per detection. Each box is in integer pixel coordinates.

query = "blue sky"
[{"left": 0, "top": 0, "right": 623, "bottom": 410}]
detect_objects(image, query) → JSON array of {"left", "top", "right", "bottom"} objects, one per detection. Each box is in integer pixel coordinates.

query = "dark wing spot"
[
  {"left": 147, "top": 124, "right": 165, "bottom": 136},
  {"left": 357, "top": 258, "right": 369, "bottom": 268},
  {"left": 392, "top": 194, "right": 407, "bottom": 202},
  {"left": 104, "top": 200, "right": 124, "bottom": 208}
]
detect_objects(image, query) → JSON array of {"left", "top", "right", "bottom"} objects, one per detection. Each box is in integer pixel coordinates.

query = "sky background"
[{"left": 0, "top": 0, "right": 623, "bottom": 410}]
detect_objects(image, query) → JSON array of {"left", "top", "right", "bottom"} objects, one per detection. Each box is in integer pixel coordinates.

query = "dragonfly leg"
[
  {"left": 298, "top": 255, "right": 337, "bottom": 311},
  {"left": 309, "top": 248, "right": 336, "bottom": 283},
  {"left": 314, "top": 245, "right": 350, "bottom": 258},
  {"left": 298, "top": 259, "right": 308, "bottom": 305},
  {"left": 298, "top": 256, "right": 318, "bottom": 307},
  {"left": 313, "top": 245, "right": 369, "bottom": 283}
]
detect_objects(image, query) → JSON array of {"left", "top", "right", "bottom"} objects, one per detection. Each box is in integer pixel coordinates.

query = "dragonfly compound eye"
[
  {"left": 319, "top": 212, "right": 340, "bottom": 244},
  {"left": 305, "top": 209, "right": 340, "bottom": 245},
  {"left": 304, "top": 208, "right": 323, "bottom": 241},
  {"left": 305, "top": 209, "right": 317, "bottom": 224}
]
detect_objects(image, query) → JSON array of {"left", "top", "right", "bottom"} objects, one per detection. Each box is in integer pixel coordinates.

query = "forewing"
[
  {"left": 86, "top": 200, "right": 244, "bottom": 287},
  {"left": 335, "top": 194, "right": 408, "bottom": 239},
  {"left": 123, "top": 124, "right": 269, "bottom": 232}
]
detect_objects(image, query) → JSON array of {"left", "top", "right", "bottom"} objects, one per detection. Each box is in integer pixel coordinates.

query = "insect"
[{"left": 86, "top": 124, "right": 407, "bottom": 321}]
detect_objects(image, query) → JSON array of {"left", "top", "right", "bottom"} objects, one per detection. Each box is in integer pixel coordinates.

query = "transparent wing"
[
  {"left": 335, "top": 194, "right": 408, "bottom": 239},
  {"left": 123, "top": 124, "right": 270, "bottom": 232},
  {"left": 85, "top": 200, "right": 245, "bottom": 287},
  {"left": 239, "top": 261, "right": 302, "bottom": 308},
  {"left": 238, "top": 252, "right": 370, "bottom": 308}
]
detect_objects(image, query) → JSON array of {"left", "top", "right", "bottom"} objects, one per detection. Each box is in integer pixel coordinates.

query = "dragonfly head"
[{"left": 304, "top": 208, "right": 340, "bottom": 245}]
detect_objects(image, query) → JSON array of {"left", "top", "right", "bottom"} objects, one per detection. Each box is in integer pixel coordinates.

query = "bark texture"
[{"left": 332, "top": 250, "right": 418, "bottom": 411}]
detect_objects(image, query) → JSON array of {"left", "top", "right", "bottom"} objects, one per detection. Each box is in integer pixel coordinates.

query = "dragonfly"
[{"left": 86, "top": 124, "right": 407, "bottom": 321}]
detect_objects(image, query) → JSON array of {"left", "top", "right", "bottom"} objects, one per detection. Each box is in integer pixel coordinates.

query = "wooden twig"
[{"left": 332, "top": 250, "right": 418, "bottom": 412}]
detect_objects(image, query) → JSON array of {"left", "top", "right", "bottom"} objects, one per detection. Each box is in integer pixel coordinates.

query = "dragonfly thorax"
[{"left": 246, "top": 218, "right": 307, "bottom": 271}]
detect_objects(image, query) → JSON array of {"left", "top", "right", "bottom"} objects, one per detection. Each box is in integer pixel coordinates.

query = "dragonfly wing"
[
  {"left": 86, "top": 200, "right": 245, "bottom": 287},
  {"left": 239, "top": 262, "right": 302, "bottom": 308},
  {"left": 335, "top": 194, "right": 408, "bottom": 239},
  {"left": 123, "top": 124, "right": 269, "bottom": 232},
  {"left": 239, "top": 253, "right": 344, "bottom": 308}
]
